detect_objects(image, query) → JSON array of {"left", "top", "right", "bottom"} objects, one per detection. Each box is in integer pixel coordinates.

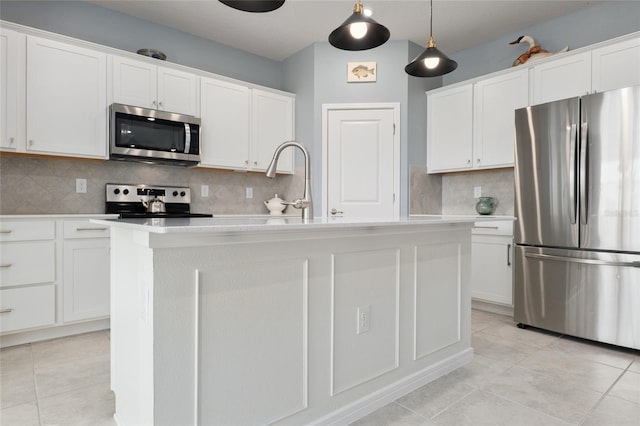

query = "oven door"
[{"left": 110, "top": 103, "right": 201, "bottom": 165}]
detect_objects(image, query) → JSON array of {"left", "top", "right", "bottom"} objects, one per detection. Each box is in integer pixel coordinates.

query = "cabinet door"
[
  {"left": 251, "top": 89, "right": 294, "bottom": 173},
  {"left": 427, "top": 84, "right": 473, "bottom": 173},
  {"left": 0, "top": 28, "right": 24, "bottom": 151},
  {"left": 157, "top": 66, "right": 199, "bottom": 116},
  {"left": 112, "top": 55, "right": 157, "bottom": 109},
  {"left": 471, "top": 235, "right": 513, "bottom": 306},
  {"left": 63, "top": 239, "right": 110, "bottom": 322},
  {"left": 199, "top": 77, "right": 250, "bottom": 169},
  {"left": 474, "top": 69, "right": 528, "bottom": 169},
  {"left": 0, "top": 285, "right": 55, "bottom": 333},
  {"left": 26, "top": 36, "right": 107, "bottom": 158},
  {"left": 592, "top": 36, "right": 640, "bottom": 93},
  {"left": 532, "top": 51, "right": 591, "bottom": 105}
]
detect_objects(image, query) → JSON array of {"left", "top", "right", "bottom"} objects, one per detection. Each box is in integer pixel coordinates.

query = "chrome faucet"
[{"left": 265, "top": 141, "right": 313, "bottom": 222}]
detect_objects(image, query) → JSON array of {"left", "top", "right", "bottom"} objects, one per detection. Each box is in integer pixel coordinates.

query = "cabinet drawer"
[
  {"left": 472, "top": 220, "right": 513, "bottom": 236},
  {"left": 63, "top": 221, "right": 110, "bottom": 239},
  {"left": 0, "top": 221, "right": 55, "bottom": 242},
  {"left": 0, "top": 284, "right": 55, "bottom": 333},
  {"left": 0, "top": 241, "right": 55, "bottom": 287}
]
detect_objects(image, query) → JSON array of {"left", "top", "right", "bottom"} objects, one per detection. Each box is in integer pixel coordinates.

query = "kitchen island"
[{"left": 93, "top": 215, "right": 485, "bottom": 425}]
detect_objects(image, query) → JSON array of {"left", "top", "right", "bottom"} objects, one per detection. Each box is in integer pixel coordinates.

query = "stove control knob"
[
  {"left": 173, "top": 191, "right": 179, "bottom": 197},
  {"left": 123, "top": 189, "right": 130, "bottom": 195},
  {"left": 114, "top": 188, "right": 120, "bottom": 195},
  {"left": 180, "top": 191, "right": 186, "bottom": 197}
]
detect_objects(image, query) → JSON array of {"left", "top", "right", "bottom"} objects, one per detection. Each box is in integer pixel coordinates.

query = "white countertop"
[
  {"left": 1, "top": 214, "right": 119, "bottom": 219},
  {"left": 91, "top": 214, "right": 514, "bottom": 234}
]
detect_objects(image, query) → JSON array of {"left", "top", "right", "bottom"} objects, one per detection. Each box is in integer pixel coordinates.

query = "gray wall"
[{"left": 283, "top": 41, "right": 435, "bottom": 216}]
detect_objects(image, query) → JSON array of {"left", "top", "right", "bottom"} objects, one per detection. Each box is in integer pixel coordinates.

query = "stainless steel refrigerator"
[{"left": 513, "top": 85, "right": 640, "bottom": 350}]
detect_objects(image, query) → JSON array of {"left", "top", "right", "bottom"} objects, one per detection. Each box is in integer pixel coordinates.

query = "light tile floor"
[{"left": 1, "top": 310, "right": 638, "bottom": 425}]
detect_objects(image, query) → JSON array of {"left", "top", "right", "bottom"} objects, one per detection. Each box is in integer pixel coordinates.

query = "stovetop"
[{"left": 105, "top": 183, "right": 213, "bottom": 219}]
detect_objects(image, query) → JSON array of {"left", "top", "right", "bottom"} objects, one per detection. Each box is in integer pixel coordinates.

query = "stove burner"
[{"left": 105, "top": 183, "right": 213, "bottom": 219}]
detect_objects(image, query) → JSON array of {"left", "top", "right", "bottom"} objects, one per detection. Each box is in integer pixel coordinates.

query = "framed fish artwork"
[{"left": 347, "top": 61, "right": 377, "bottom": 82}]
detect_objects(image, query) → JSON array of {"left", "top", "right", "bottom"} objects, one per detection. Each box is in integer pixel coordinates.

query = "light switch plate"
[
  {"left": 474, "top": 186, "right": 482, "bottom": 198},
  {"left": 201, "top": 185, "right": 209, "bottom": 197},
  {"left": 76, "top": 178, "right": 87, "bottom": 193}
]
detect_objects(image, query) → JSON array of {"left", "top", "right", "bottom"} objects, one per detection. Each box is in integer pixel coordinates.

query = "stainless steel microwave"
[{"left": 109, "top": 103, "right": 201, "bottom": 167}]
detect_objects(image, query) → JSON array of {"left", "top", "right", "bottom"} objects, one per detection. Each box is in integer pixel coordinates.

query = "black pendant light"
[
  {"left": 329, "top": 0, "right": 390, "bottom": 51},
  {"left": 219, "top": 1, "right": 285, "bottom": 13},
  {"left": 405, "top": 0, "right": 457, "bottom": 77}
]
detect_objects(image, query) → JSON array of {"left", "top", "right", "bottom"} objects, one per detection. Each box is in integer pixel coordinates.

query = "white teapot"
[{"left": 264, "top": 194, "right": 287, "bottom": 215}]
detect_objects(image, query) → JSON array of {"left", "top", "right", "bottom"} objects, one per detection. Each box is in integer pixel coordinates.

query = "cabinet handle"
[
  {"left": 0, "top": 308, "right": 14, "bottom": 314},
  {"left": 474, "top": 226, "right": 499, "bottom": 230},
  {"left": 244, "top": 160, "right": 249, "bottom": 165},
  {"left": 467, "top": 159, "right": 471, "bottom": 164},
  {"left": 9, "top": 137, "right": 14, "bottom": 145},
  {"left": 75, "top": 227, "right": 108, "bottom": 231},
  {"left": 507, "top": 244, "right": 512, "bottom": 266},
  {"left": 29, "top": 140, "right": 34, "bottom": 146},
  {"left": 0, "top": 264, "right": 12, "bottom": 268},
  {"left": 0, "top": 230, "right": 12, "bottom": 234},
  {"left": 330, "top": 208, "right": 344, "bottom": 215}
]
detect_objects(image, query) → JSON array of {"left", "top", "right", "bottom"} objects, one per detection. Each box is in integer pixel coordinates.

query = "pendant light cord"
[{"left": 430, "top": 0, "right": 433, "bottom": 39}]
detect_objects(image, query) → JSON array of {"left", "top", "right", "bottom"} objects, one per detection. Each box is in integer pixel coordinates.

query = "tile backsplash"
[
  {"left": 442, "top": 169, "right": 514, "bottom": 216},
  {"left": 0, "top": 155, "right": 301, "bottom": 215}
]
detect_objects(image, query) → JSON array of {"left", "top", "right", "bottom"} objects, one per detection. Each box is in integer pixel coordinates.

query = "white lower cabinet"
[
  {"left": 0, "top": 217, "right": 111, "bottom": 347},
  {"left": 62, "top": 220, "right": 110, "bottom": 322},
  {"left": 471, "top": 221, "right": 514, "bottom": 311}
]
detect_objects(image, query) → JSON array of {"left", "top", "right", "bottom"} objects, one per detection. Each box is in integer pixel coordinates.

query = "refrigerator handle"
[
  {"left": 569, "top": 123, "right": 578, "bottom": 224},
  {"left": 580, "top": 122, "right": 589, "bottom": 225}
]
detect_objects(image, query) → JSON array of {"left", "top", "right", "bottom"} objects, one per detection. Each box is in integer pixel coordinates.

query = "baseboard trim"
[
  {"left": 471, "top": 299, "right": 513, "bottom": 317},
  {"left": 311, "top": 348, "right": 474, "bottom": 426},
  {"left": 0, "top": 319, "right": 110, "bottom": 348}
]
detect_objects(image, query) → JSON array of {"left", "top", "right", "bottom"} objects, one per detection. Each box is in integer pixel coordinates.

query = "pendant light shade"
[
  {"left": 329, "top": 0, "right": 390, "bottom": 51},
  {"left": 405, "top": 0, "right": 457, "bottom": 77},
  {"left": 219, "top": 1, "right": 285, "bottom": 13}
]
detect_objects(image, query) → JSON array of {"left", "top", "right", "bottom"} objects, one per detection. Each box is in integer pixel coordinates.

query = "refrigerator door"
[
  {"left": 580, "top": 86, "right": 640, "bottom": 252},
  {"left": 514, "top": 98, "right": 580, "bottom": 248},
  {"left": 514, "top": 245, "right": 640, "bottom": 350}
]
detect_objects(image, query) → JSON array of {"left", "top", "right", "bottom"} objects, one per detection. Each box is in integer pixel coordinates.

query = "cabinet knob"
[
  {"left": 244, "top": 160, "right": 249, "bottom": 165},
  {"left": 330, "top": 208, "right": 344, "bottom": 215},
  {"left": 152, "top": 100, "right": 157, "bottom": 106},
  {"left": 467, "top": 159, "right": 471, "bottom": 164},
  {"left": 477, "top": 158, "right": 481, "bottom": 163},
  {"left": 253, "top": 161, "right": 257, "bottom": 166},
  {"left": 9, "top": 137, "right": 14, "bottom": 145},
  {"left": 159, "top": 101, "right": 163, "bottom": 107},
  {"left": 29, "top": 140, "right": 34, "bottom": 146}
]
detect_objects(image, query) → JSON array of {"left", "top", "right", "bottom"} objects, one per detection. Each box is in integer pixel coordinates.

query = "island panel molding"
[
  {"left": 414, "top": 241, "right": 462, "bottom": 360},
  {"left": 331, "top": 248, "right": 400, "bottom": 396},
  {"left": 196, "top": 258, "right": 309, "bottom": 425}
]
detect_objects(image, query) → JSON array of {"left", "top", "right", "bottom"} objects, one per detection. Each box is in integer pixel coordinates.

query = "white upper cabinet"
[
  {"left": 251, "top": 89, "right": 294, "bottom": 173},
  {"left": 199, "top": 77, "right": 250, "bottom": 169},
  {"left": 26, "top": 36, "right": 107, "bottom": 158},
  {"left": 199, "top": 83, "right": 295, "bottom": 173},
  {"left": 427, "top": 84, "right": 473, "bottom": 173},
  {"left": 473, "top": 69, "right": 528, "bottom": 169},
  {"left": 0, "top": 28, "right": 24, "bottom": 152},
  {"left": 112, "top": 55, "right": 199, "bottom": 116},
  {"left": 532, "top": 51, "right": 592, "bottom": 105},
  {"left": 591, "top": 36, "right": 640, "bottom": 92}
]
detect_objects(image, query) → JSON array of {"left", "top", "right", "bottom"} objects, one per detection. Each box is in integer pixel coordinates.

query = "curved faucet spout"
[{"left": 265, "top": 141, "right": 313, "bottom": 222}]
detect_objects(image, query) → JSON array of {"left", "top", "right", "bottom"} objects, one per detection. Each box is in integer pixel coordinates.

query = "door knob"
[{"left": 330, "top": 208, "right": 343, "bottom": 215}]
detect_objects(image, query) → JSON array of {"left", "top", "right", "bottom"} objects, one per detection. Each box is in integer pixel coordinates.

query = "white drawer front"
[
  {"left": 0, "top": 241, "right": 56, "bottom": 287},
  {"left": 0, "top": 284, "right": 55, "bottom": 333},
  {"left": 63, "top": 221, "right": 110, "bottom": 239},
  {"left": 0, "top": 221, "right": 55, "bottom": 242},
  {"left": 472, "top": 220, "right": 514, "bottom": 236}
]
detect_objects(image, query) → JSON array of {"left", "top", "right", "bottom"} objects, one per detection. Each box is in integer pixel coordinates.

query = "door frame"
[{"left": 321, "top": 103, "right": 401, "bottom": 220}]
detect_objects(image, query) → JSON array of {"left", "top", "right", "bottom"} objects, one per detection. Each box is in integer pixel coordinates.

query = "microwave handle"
[{"left": 184, "top": 123, "right": 192, "bottom": 154}]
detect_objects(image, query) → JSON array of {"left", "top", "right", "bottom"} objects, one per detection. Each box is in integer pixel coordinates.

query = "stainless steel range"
[{"left": 105, "top": 183, "right": 213, "bottom": 218}]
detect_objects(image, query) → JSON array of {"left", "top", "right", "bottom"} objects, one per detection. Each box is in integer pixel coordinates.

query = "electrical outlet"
[
  {"left": 246, "top": 187, "right": 253, "bottom": 199},
  {"left": 201, "top": 185, "right": 209, "bottom": 197},
  {"left": 474, "top": 186, "right": 482, "bottom": 198},
  {"left": 357, "top": 305, "right": 370, "bottom": 334},
  {"left": 76, "top": 178, "right": 87, "bottom": 193}
]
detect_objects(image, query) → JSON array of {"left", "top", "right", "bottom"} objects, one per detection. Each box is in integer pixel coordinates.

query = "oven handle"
[{"left": 525, "top": 252, "right": 640, "bottom": 268}]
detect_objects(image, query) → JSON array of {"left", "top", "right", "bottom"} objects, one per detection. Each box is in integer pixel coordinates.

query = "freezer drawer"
[{"left": 514, "top": 245, "right": 640, "bottom": 350}]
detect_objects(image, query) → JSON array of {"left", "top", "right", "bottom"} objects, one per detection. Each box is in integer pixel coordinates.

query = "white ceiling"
[{"left": 89, "top": 0, "right": 602, "bottom": 61}]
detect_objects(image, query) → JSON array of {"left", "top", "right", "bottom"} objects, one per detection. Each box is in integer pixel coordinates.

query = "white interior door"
[{"left": 324, "top": 105, "right": 398, "bottom": 219}]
